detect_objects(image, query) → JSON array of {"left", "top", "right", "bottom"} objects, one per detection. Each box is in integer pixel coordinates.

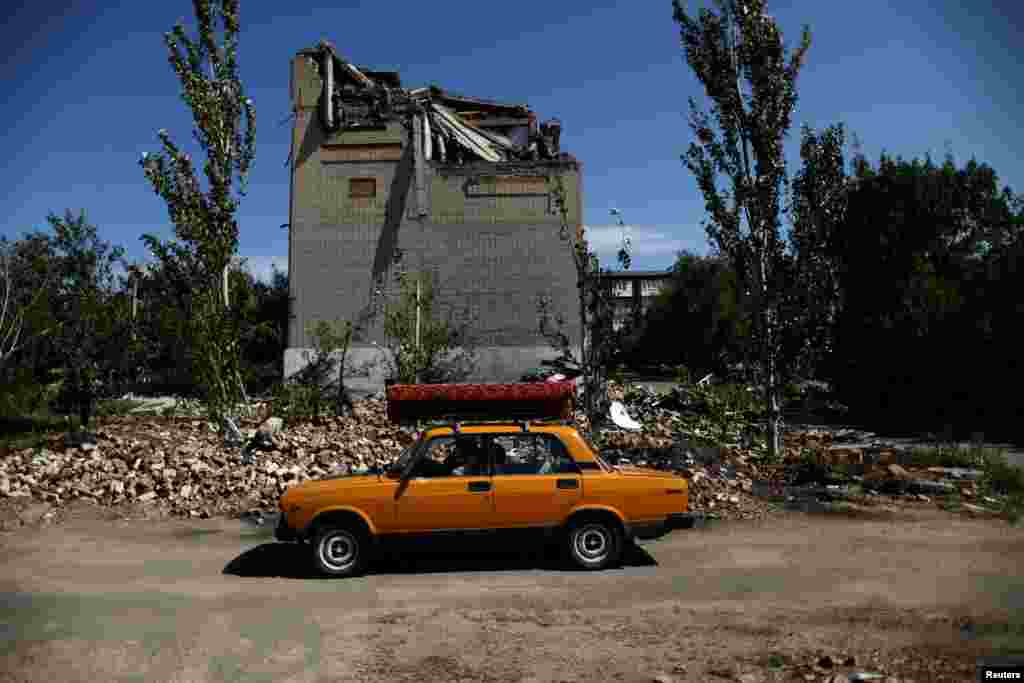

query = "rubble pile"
[
  {"left": 0, "top": 380, "right": 1014, "bottom": 528},
  {"left": 0, "top": 398, "right": 414, "bottom": 525},
  {"left": 596, "top": 381, "right": 1008, "bottom": 521}
]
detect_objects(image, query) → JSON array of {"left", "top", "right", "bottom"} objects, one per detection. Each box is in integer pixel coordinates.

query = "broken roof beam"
[
  {"left": 431, "top": 104, "right": 505, "bottom": 162},
  {"left": 314, "top": 41, "right": 375, "bottom": 88},
  {"left": 336, "top": 58, "right": 374, "bottom": 88}
]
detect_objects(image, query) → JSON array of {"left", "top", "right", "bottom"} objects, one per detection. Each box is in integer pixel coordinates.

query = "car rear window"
[{"left": 574, "top": 431, "right": 613, "bottom": 471}]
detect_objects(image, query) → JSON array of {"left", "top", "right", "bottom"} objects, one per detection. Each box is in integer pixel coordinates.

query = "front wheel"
[
  {"left": 565, "top": 519, "right": 623, "bottom": 571},
  {"left": 312, "top": 525, "right": 369, "bottom": 577}
]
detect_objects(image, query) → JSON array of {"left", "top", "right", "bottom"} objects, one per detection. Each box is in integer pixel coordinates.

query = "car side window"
[
  {"left": 413, "top": 436, "right": 487, "bottom": 477},
  {"left": 491, "top": 434, "right": 578, "bottom": 475}
]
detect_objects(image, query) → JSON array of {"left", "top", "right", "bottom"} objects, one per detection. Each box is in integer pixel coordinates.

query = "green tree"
[
  {"left": 234, "top": 265, "right": 291, "bottom": 395},
  {"left": 379, "top": 270, "right": 477, "bottom": 385},
  {"left": 139, "top": 0, "right": 256, "bottom": 426},
  {"left": 827, "top": 152, "right": 1024, "bottom": 437},
  {"left": 787, "top": 123, "right": 854, "bottom": 380},
  {"left": 0, "top": 235, "right": 57, "bottom": 371},
  {"left": 119, "top": 257, "right": 199, "bottom": 394},
  {"left": 541, "top": 176, "right": 632, "bottom": 432},
  {"left": 673, "top": 0, "right": 811, "bottom": 458},
  {"left": 629, "top": 250, "right": 750, "bottom": 375},
  {"left": 45, "top": 210, "right": 129, "bottom": 429},
  {"left": 276, "top": 317, "right": 355, "bottom": 423},
  {"left": 0, "top": 232, "right": 62, "bottom": 415}
]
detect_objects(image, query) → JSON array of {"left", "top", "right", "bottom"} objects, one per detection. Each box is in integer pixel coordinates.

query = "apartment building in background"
[{"left": 601, "top": 270, "right": 672, "bottom": 331}]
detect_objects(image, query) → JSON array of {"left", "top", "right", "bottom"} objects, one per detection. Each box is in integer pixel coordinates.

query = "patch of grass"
[
  {"left": 910, "top": 446, "right": 1024, "bottom": 523},
  {"left": 935, "top": 493, "right": 964, "bottom": 512},
  {"left": 978, "top": 454, "right": 1024, "bottom": 524},
  {"left": 904, "top": 444, "right": 995, "bottom": 469},
  {"left": 1, "top": 397, "right": 147, "bottom": 451},
  {"left": 94, "top": 398, "right": 148, "bottom": 417}
]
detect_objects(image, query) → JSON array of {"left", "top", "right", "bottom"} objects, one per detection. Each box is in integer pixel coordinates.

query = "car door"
[
  {"left": 393, "top": 434, "right": 494, "bottom": 533},
  {"left": 489, "top": 433, "right": 582, "bottom": 529}
]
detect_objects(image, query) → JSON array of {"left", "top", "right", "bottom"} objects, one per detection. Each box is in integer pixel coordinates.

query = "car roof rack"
[
  {"left": 385, "top": 381, "right": 576, "bottom": 426},
  {"left": 410, "top": 416, "right": 576, "bottom": 433}
]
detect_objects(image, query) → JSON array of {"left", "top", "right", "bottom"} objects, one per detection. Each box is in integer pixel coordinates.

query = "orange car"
[{"left": 275, "top": 382, "right": 697, "bottom": 577}]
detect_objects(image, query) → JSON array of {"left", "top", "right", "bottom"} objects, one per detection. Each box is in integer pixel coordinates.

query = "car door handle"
[
  {"left": 467, "top": 481, "right": 491, "bottom": 492},
  {"left": 556, "top": 479, "right": 579, "bottom": 489}
]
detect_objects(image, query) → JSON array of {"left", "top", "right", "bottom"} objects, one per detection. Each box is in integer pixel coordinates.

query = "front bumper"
[{"left": 628, "top": 512, "right": 703, "bottom": 541}]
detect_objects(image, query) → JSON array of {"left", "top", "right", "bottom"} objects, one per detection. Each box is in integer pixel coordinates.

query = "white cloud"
[
  {"left": 240, "top": 254, "right": 288, "bottom": 283},
  {"left": 582, "top": 224, "right": 708, "bottom": 269}
]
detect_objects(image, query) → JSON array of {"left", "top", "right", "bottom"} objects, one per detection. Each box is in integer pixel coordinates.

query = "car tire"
[
  {"left": 565, "top": 518, "right": 623, "bottom": 571},
  {"left": 312, "top": 524, "right": 369, "bottom": 577}
]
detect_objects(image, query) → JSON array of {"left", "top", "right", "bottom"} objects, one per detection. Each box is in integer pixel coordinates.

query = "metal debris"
[{"left": 311, "top": 41, "right": 564, "bottom": 164}]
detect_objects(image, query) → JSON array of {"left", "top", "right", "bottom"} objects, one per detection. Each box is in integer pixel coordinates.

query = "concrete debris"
[
  {"left": 886, "top": 464, "right": 910, "bottom": 479},
  {"left": 906, "top": 479, "right": 955, "bottom": 495},
  {"left": 596, "top": 380, "right": 1016, "bottom": 522},
  {"left": 962, "top": 502, "right": 1000, "bottom": 516},
  {"left": 0, "top": 398, "right": 415, "bottom": 524},
  {"left": 1, "top": 379, "right": 1015, "bottom": 528},
  {"left": 924, "top": 466, "right": 983, "bottom": 480},
  {"left": 259, "top": 416, "right": 284, "bottom": 436}
]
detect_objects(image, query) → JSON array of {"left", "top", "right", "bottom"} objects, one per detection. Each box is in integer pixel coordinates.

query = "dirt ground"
[{"left": 1, "top": 505, "right": 1022, "bottom": 683}]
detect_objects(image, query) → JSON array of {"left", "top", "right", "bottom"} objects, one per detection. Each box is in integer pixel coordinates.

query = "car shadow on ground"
[{"left": 223, "top": 540, "right": 657, "bottom": 579}]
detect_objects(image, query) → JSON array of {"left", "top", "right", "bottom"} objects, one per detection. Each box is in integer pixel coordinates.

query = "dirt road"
[{"left": 1, "top": 506, "right": 1022, "bottom": 683}]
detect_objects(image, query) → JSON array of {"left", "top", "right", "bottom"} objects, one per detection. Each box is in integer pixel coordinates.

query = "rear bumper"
[{"left": 628, "top": 512, "right": 703, "bottom": 541}]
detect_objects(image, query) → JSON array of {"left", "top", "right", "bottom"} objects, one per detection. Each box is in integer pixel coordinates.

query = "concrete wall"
[{"left": 286, "top": 54, "right": 582, "bottom": 391}]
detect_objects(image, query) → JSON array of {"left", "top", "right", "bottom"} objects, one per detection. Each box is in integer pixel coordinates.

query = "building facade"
[
  {"left": 285, "top": 42, "right": 583, "bottom": 393},
  {"left": 601, "top": 270, "right": 672, "bottom": 331}
]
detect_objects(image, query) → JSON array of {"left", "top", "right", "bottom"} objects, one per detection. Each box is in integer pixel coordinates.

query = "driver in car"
[{"left": 445, "top": 437, "right": 486, "bottom": 476}]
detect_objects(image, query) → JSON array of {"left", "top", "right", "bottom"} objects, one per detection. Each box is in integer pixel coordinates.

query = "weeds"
[
  {"left": 904, "top": 444, "right": 996, "bottom": 470},
  {"left": 0, "top": 414, "right": 64, "bottom": 452},
  {"left": 899, "top": 443, "right": 1023, "bottom": 523},
  {"left": 978, "top": 453, "right": 1024, "bottom": 524}
]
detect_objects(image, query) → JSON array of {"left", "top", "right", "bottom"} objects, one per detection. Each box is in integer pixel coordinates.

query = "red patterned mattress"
[{"left": 385, "top": 381, "right": 576, "bottom": 424}]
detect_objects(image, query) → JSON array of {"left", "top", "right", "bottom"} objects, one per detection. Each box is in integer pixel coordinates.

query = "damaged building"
[{"left": 284, "top": 41, "right": 583, "bottom": 392}]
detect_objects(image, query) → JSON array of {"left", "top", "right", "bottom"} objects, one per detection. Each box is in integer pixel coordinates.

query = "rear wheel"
[
  {"left": 565, "top": 518, "right": 623, "bottom": 570},
  {"left": 312, "top": 525, "right": 369, "bottom": 577}
]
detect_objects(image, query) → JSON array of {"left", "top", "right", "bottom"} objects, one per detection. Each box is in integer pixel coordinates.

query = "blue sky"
[{"left": 2, "top": 0, "right": 1022, "bottom": 282}]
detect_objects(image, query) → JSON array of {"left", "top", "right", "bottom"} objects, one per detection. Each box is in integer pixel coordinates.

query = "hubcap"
[
  {"left": 575, "top": 525, "right": 609, "bottom": 562},
  {"left": 319, "top": 531, "right": 358, "bottom": 571}
]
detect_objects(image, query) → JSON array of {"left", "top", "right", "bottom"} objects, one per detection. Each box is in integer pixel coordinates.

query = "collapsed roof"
[{"left": 302, "top": 41, "right": 566, "bottom": 164}]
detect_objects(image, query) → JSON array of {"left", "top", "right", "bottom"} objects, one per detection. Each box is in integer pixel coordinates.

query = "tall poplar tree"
[
  {"left": 140, "top": 0, "right": 256, "bottom": 426},
  {"left": 673, "top": 0, "right": 810, "bottom": 458}
]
